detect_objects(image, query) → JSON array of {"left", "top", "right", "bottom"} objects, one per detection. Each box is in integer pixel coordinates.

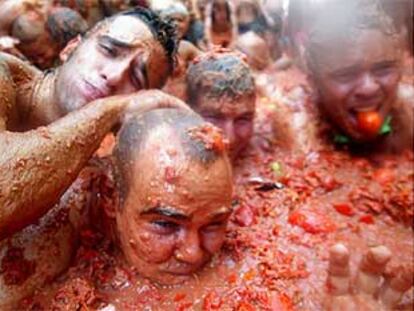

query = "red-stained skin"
[
  {"left": 0, "top": 12, "right": 176, "bottom": 239},
  {"left": 310, "top": 29, "right": 402, "bottom": 142},
  {"left": 17, "top": 66, "right": 414, "bottom": 311},
  {"left": 56, "top": 15, "right": 170, "bottom": 113},
  {"left": 111, "top": 127, "right": 233, "bottom": 285},
  {"left": 195, "top": 94, "right": 256, "bottom": 161}
]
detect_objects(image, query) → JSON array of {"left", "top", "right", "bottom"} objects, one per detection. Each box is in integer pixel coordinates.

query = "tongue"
[{"left": 357, "top": 111, "right": 383, "bottom": 137}]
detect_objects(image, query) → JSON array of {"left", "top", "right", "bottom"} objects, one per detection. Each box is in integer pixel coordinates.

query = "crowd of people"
[{"left": 0, "top": 0, "right": 413, "bottom": 310}]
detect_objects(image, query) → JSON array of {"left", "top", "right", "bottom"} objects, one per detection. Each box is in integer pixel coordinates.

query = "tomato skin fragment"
[
  {"left": 333, "top": 203, "right": 355, "bottom": 216},
  {"left": 288, "top": 210, "right": 336, "bottom": 234},
  {"left": 359, "top": 214, "right": 375, "bottom": 224}
]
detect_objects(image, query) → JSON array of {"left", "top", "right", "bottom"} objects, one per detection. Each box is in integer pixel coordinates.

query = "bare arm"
[
  {"left": 0, "top": 81, "right": 189, "bottom": 240},
  {"left": 0, "top": 96, "right": 125, "bottom": 239}
]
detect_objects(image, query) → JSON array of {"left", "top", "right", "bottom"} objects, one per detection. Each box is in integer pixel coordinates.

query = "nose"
[
  {"left": 223, "top": 120, "right": 236, "bottom": 146},
  {"left": 176, "top": 230, "right": 204, "bottom": 265},
  {"left": 355, "top": 73, "right": 380, "bottom": 99},
  {"left": 101, "top": 61, "right": 129, "bottom": 88}
]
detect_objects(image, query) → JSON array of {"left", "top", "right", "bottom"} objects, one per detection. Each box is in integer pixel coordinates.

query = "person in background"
[
  {"left": 0, "top": 1, "right": 88, "bottom": 68},
  {"left": 304, "top": 0, "right": 413, "bottom": 155},
  {"left": 204, "top": 0, "right": 238, "bottom": 49},
  {"left": 187, "top": 49, "right": 256, "bottom": 161},
  {"left": 157, "top": 1, "right": 201, "bottom": 100}
]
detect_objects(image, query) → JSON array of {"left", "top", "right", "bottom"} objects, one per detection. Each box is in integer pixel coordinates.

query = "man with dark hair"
[
  {"left": 186, "top": 49, "right": 256, "bottom": 160},
  {"left": 0, "top": 7, "right": 185, "bottom": 240},
  {"left": 0, "top": 108, "right": 233, "bottom": 308}
]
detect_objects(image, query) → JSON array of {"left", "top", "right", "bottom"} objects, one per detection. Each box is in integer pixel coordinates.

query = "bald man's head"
[{"left": 113, "top": 108, "right": 229, "bottom": 202}]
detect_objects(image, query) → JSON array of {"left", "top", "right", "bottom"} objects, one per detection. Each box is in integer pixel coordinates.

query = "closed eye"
[
  {"left": 150, "top": 220, "right": 180, "bottom": 235},
  {"left": 99, "top": 43, "right": 119, "bottom": 57}
]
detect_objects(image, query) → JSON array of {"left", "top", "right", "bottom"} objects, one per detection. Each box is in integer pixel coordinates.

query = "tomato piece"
[
  {"left": 237, "top": 301, "right": 256, "bottom": 311},
  {"left": 357, "top": 111, "right": 383, "bottom": 136},
  {"left": 176, "top": 302, "right": 193, "bottom": 311},
  {"left": 333, "top": 203, "right": 355, "bottom": 216},
  {"left": 202, "top": 291, "right": 222, "bottom": 310},
  {"left": 226, "top": 273, "right": 237, "bottom": 284},
  {"left": 279, "top": 293, "right": 294, "bottom": 311},
  {"left": 234, "top": 204, "right": 255, "bottom": 227},
  {"left": 373, "top": 168, "right": 395, "bottom": 185},
  {"left": 243, "top": 269, "right": 256, "bottom": 281},
  {"left": 359, "top": 214, "right": 375, "bottom": 224},
  {"left": 174, "top": 293, "right": 186, "bottom": 302},
  {"left": 289, "top": 210, "right": 336, "bottom": 234}
]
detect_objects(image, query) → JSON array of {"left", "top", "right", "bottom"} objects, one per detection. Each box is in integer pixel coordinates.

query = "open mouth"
[{"left": 348, "top": 103, "right": 382, "bottom": 127}]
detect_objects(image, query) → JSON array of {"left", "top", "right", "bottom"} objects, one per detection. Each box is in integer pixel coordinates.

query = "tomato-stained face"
[
  {"left": 310, "top": 29, "right": 402, "bottom": 141},
  {"left": 195, "top": 93, "right": 256, "bottom": 160},
  {"left": 56, "top": 14, "right": 170, "bottom": 112},
  {"left": 116, "top": 127, "right": 233, "bottom": 285}
]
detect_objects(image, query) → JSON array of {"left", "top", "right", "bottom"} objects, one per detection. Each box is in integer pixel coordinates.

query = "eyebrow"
[
  {"left": 140, "top": 206, "right": 189, "bottom": 220},
  {"left": 209, "top": 207, "right": 232, "bottom": 219},
  {"left": 99, "top": 35, "right": 135, "bottom": 49},
  {"left": 372, "top": 60, "right": 398, "bottom": 68}
]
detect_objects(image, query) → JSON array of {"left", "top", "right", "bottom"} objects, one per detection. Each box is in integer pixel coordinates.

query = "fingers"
[
  {"left": 327, "top": 243, "right": 351, "bottom": 295},
  {"left": 355, "top": 246, "right": 392, "bottom": 295},
  {"left": 380, "top": 264, "right": 414, "bottom": 308}
]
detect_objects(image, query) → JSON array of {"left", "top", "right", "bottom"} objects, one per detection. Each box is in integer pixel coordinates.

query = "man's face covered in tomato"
[
  {"left": 307, "top": 3, "right": 403, "bottom": 142},
  {"left": 187, "top": 51, "right": 256, "bottom": 160},
  {"left": 111, "top": 109, "right": 233, "bottom": 285}
]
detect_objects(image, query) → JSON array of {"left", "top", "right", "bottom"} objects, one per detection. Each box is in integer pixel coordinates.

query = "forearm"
[{"left": 0, "top": 96, "right": 125, "bottom": 239}]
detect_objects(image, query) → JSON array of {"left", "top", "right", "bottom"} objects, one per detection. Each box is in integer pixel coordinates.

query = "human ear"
[{"left": 59, "top": 34, "right": 82, "bottom": 62}]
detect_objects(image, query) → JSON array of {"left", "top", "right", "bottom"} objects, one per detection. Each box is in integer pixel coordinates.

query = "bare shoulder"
[
  {"left": 0, "top": 51, "right": 40, "bottom": 83},
  {"left": 178, "top": 40, "right": 201, "bottom": 62}
]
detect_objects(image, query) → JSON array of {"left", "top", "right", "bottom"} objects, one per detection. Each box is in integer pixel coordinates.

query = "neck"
[{"left": 29, "top": 69, "right": 65, "bottom": 127}]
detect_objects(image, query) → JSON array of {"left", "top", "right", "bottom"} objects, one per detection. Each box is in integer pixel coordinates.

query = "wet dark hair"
[
  {"left": 120, "top": 7, "right": 178, "bottom": 70},
  {"left": 47, "top": 8, "right": 88, "bottom": 48},
  {"left": 86, "top": 7, "right": 178, "bottom": 70},
  {"left": 113, "top": 109, "right": 228, "bottom": 202},
  {"left": 186, "top": 50, "right": 255, "bottom": 107}
]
